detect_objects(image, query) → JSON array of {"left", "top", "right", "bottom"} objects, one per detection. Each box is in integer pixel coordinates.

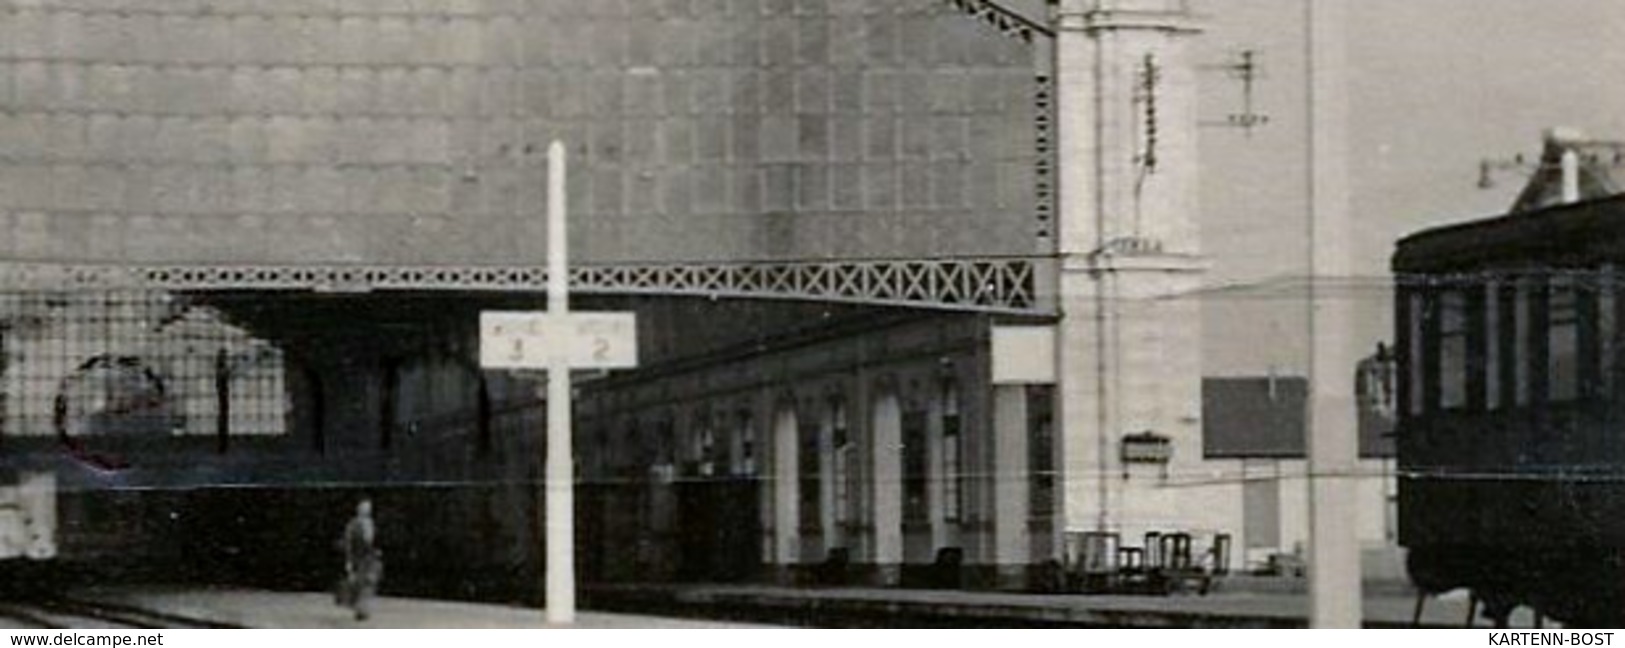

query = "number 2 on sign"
[{"left": 592, "top": 337, "right": 609, "bottom": 361}]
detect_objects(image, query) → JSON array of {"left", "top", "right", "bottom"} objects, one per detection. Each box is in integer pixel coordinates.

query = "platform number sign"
[{"left": 479, "top": 311, "right": 637, "bottom": 370}]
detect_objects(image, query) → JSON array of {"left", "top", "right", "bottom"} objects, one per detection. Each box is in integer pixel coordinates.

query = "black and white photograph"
[{"left": 0, "top": 0, "right": 1619, "bottom": 632}]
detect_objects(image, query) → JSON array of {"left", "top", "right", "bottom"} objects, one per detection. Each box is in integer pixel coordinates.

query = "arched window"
[
  {"left": 1027, "top": 386, "right": 1055, "bottom": 517},
  {"left": 735, "top": 407, "right": 756, "bottom": 477},
  {"left": 379, "top": 357, "right": 401, "bottom": 450},
  {"left": 652, "top": 413, "right": 675, "bottom": 478},
  {"left": 941, "top": 380, "right": 963, "bottom": 522},
  {"left": 475, "top": 375, "right": 492, "bottom": 457},
  {"left": 692, "top": 408, "right": 714, "bottom": 477},
  {"left": 798, "top": 403, "right": 821, "bottom": 531},
  {"left": 304, "top": 362, "right": 326, "bottom": 455},
  {"left": 830, "top": 396, "right": 852, "bottom": 529}
]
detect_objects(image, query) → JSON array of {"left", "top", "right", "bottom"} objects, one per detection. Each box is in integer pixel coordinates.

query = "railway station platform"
[
  {"left": 63, "top": 586, "right": 775, "bottom": 629},
  {"left": 582, "top": 581, "right": 1541, "bottom": 629},
  {"left": 57, "top": 582, "right": 1547, "bottom": 629}
]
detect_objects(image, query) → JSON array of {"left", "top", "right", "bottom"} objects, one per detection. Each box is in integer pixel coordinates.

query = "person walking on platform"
[{"left": 340, "top": 498, "right": 382, "bottom": 621}]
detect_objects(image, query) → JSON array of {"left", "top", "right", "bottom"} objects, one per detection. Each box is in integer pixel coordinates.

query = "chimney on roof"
[
  {"left": 1546, "top": 127, "right": 1585, "bottom": 204},
  {"left": 1499, "top": 128, "right": 1624, "bottom": 213}
]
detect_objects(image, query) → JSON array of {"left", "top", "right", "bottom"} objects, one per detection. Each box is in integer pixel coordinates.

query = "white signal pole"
[
  {"left": 484, "top": 141, "right": 632, "bottom": 622},
  {"left": 1305, "top": 0, "right": 1361, "bottom": 629},
  {"left": 544, "top": 140, "right": 576, "bottom": 625}
]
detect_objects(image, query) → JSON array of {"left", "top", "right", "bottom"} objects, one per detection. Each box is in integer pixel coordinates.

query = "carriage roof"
[{"left": 1393, "top": 193, "right": 1625, "bottom": 274}]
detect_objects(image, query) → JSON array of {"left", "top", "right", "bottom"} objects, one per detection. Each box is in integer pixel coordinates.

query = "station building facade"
[
  {"left": 571, "top": 302, "right": 1399, "bottom": 588},
  {"left": 0, "top": 0, "right": 1398, "bottom": 593}
]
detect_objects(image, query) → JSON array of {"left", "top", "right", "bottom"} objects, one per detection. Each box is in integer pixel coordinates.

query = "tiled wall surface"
[{"left": 0, "top": 0, "right": 1039, "bottom": 266}]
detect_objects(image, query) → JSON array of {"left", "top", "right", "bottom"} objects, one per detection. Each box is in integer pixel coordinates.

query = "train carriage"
[{"left": 1395, "top": 192, "right": 1625, "bottom": 626}]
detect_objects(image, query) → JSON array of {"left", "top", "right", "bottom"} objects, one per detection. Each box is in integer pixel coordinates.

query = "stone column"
[
  {"left": 870, "top": 391, "right": 902, "bottom": 585},
  {"left": 772, "top": 405, "right": 800, "bottom": 574},
  {"left": 991, "top": 384, "right": 1030, "bottom": 589},
  {"left": 927, "top": 389, "right": 948, "bottom": 551}
]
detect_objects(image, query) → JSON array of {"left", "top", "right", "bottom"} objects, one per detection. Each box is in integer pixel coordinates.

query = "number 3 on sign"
[{"left": 479, "top": 311, "right": 636, "bottom": 370}]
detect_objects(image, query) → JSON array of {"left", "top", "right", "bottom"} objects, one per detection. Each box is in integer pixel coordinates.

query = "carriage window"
[
  {"left": 1438, "top": 291, "right": 1467, "bottom": 410},
  {"left": 1484, "top": 285, "right": 1502, "bottom": 410},
  {"left": 1514, "top": 285, "right": 1532, "bottom": 406},
  {"left": 1406, "top": 291, "right": 1425, "bottom": 417},
  {"left": 1601, "top": 275, "right": 1618, "bottom": 395},
  {"left": 1549, "top": 285, "right": 1580, "bottom": 402}
]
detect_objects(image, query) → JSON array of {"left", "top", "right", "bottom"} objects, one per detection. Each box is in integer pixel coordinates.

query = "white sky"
[
  {"left": 1186, "top": 0, "right": 1625, "bottom": 374},
  {"left": 1195, "top": 0, "right": 1625, "bottom": 284}
]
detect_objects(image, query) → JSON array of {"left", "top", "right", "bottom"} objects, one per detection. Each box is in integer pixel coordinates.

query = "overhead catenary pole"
[
  {"left": 1305, "top": 0, "right": 1361, "bottom": 629},
  {"left": 544, "top": 140, "right": 575, "bottom": 625}
]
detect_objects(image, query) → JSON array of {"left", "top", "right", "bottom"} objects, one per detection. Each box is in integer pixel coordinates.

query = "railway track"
[{"left": 0, "top": 598, "right": 242, "bottom": 629}]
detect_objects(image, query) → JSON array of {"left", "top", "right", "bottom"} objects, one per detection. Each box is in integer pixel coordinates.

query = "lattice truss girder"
[
  {"left": 0, "top": 260, "right": 1045, "bottom": 314},
  {"left": 941, "top": 0, "right": 1054, "bottom": 41}
]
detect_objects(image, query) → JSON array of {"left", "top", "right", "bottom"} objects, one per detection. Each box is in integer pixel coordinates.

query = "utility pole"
[{"left": 1304, "top": 0, "right": 1361, "bottom": 629}]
